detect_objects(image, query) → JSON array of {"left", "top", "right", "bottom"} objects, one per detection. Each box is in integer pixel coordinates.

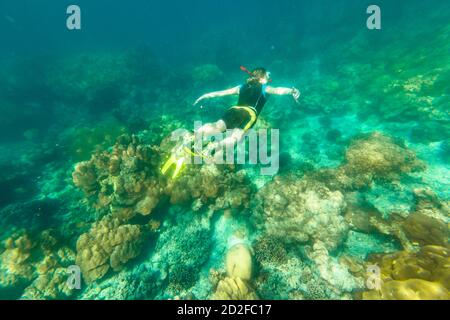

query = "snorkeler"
[{"left": 162, "top": 66, "right": 301, "bottom": 179}]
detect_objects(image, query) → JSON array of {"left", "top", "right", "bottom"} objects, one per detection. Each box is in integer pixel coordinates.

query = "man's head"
[{"left": 247, "top": 67, "right": 271, "bottom": 85}]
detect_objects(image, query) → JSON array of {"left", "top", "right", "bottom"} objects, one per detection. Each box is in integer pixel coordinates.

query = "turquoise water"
[{"left": 0, "top": 1, "right": 449, "bottom": 300}]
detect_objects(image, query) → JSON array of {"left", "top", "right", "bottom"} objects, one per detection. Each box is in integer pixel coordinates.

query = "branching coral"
[
  {"left": 253, "top": 236, "right": 288, "bottom": 265},
  {"left": 154, "top": 214, "right": 212, "bottom": 293},
  {"left": 75, "top": 215, "right": 145, "bottom": 283},
  {"left": 307, "top": 241, "right": 363, "bottom": 294}
]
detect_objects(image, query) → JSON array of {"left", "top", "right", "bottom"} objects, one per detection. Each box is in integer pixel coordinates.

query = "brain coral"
[
  {"left": 254, "top": 174, "right": 348, "bottom": 251},
  {"left": 311, "top": 132, "right": 425, "bottom": 191},
  {"left": 75, "top": 215, "right": 146, "bottom": 283},
  {"left": 343, "top": 132, "right": 424, "bottom": 182}
]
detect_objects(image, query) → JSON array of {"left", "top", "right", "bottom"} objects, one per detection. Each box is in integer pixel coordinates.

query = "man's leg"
[
  {"left": 209, "top": 128, "right": 245, "bottom": 163},
  {"left": 196, "top": 120, "right": 226, "bottom": 136},
  {"left": 193, "top": 120, "right": 226, "bottom": 153}
]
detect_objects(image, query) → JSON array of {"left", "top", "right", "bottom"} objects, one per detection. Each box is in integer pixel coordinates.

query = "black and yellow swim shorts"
[{"left": 222, "top": 106, "right": 257, "bottom": 132}]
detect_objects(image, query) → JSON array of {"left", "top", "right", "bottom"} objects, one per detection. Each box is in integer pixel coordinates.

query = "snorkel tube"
[
  {"left": 240, "top": 66, "right": 272, "bottom": 83},
  {"left": 240, "top": 65, "right": 254, "bottom": 77}
]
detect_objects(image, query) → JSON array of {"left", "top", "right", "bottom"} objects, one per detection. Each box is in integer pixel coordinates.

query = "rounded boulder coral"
[
  {"left": 75, "top": 215, "right": 145, "bottom": 283},
  {"left": 226, "top": 243, "right": 252, "bottom": 281},
  {"left": 343, "top": 132, "right": 424, "bottom": 181}
]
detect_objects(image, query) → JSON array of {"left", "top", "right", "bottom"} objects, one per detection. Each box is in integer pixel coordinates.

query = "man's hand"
[
  {"left": 193, "top": 93, "right": 210, "bottom": 106},
  {"left": 193, "top": 87, "right": 240, "bottom": 106},
  {"left": 193, "top": 96, "right": 204, "bottom": 106},
  {"left": 292, "top": 88, "right": 301, "bottom": 101}
]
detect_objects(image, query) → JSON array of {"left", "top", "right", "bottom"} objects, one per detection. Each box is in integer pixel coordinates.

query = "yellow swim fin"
[
  {"left": 172, "top": 157, "right": 185, "bottom": 179},
  {"left": 161, "top": 133, "right": 214, "bottom": 179},
  {"left": 161, "top": 154, "right": 187, "bottom": 179},
  {"left": 183, "top": 146, "right": 211, "bottom": 160}
]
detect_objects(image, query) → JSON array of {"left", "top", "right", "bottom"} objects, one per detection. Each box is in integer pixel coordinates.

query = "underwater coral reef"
[{"left": 0, "top": 1, "right": 449, "bottom": 301}]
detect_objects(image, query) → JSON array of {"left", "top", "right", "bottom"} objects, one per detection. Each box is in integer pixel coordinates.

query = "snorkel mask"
[{"left": 240, "top": 66, "right": 272, "bottom": 83}]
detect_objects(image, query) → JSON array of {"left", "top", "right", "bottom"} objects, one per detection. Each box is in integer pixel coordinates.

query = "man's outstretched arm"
[
  {"left": 266, "top": 86, "right": 301, "bottom": 103},
  {"left": 194, "top": 86, "right": 240, "bottom": 106}
]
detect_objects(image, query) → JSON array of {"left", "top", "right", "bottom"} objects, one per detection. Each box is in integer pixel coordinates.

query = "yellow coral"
[
  {"left": 226, "top": 244, "right": 252, "bottom": 281},
  {"left": 72, "top": 161, "right": 98, "bottom": 194},
  {"left": 403, "top": 212, "right": 449, "bottom": 247},
  {"left": 364, "top": 279, "right": 449, "bottom": 300},
  {"left": 0, "top": 230, "right": 76, "bottom": 299},
  {"left": 212, "top": 277, "right": 258, "bottom": 300},
  {"left": 21, "top": 247, "right": 76, "bottom": 300},
  {"left": 0, "top": 233, "right": 35, "bottom": 287},
  {"left": 75, "top": 215, "right": 145, "bottom": 283},
  {"left": 72, "top": 134, "right": 162, "bottom": 221},
  {"left": 363, "top": 245, "right": 450, "bottom": 300}
]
